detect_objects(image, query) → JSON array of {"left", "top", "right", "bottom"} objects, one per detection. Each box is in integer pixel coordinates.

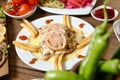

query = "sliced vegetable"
[
  {"left": 18, "top": 3, "right": 31, "bottom": 16},
  {"left": 12, "top": 0, "right": 24, "bottom": 4},
  {"left": 3, "top": 2, "right": 18, "bottom": 15},
  {"left": 27, "top": 0, "right": 38, "bottom": 6}
]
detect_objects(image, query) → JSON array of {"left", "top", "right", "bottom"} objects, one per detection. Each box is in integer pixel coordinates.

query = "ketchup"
[
  {"left": 77, "top": 55, "right": 85, "bottom": 58},
  {"left": 79, "top": 23, "right": 85, "bottom": 28},
  {"left": 29, "top": 58, "right": 37, "bottom": 64},
  {"left": 46, "top": 19, "right": 54, "bottom": 24},
  {"left": 19, "top": 35, "right": 28, "bottom": 40},
  {"left": 94, "top": 8, "right": 115, "bottom": 19}
]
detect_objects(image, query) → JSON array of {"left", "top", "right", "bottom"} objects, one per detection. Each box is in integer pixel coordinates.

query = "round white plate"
[
  {"left": 38, "top": 0, "right": 97, "bottom": 15},
  {"left": 15, "top": 15, "right": 95, "bottom": 71}
]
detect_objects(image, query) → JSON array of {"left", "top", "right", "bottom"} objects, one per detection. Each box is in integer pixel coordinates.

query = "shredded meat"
[
  {"left": 39, "top": 23, "right": 77, "bottom": 60},
  {"left": 45, "top": 31, "right": 67, "bottom": 50}
]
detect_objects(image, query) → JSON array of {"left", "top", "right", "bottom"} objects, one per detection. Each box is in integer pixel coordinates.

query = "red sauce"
[
  {"left": 19, "top": 35, "right": 28, "bottom": 40},
  {"left": 29, "top": 58, "right": 37, "bottom": 64},
  {"left": 79, "top": 23, "right": 85, "bottom": 28},
  {"left": 94, "top": 8, "right": 115, "bottom": 19},
  {"left": 77, "top": 55, "right": 85, "bottom": 59},
  {"left": 46, "top": 19, "right": 54, "bottom": 24}
]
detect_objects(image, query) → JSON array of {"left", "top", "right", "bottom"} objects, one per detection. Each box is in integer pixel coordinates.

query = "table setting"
[{"left": 0, "top": 0, "right": 120, "bottom": 80}]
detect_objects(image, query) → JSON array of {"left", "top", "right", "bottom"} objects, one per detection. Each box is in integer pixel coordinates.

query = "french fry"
[
  {"left": 54, "top": 54, "right": 60, "bottom": 70},
  {"left": 63, "top": 14, "right": 67, "bottom": 27},
  {"left": 66, "top": 15, "right": 72, "bottom": 29},
  {"left": 58, "top": 54, "right": 64, "bottom": 70},
  {"left": 21, "top": 19, "right": 39, "bottom": 37},
  {"left": 77, "top": 34, "right": 93, "bottom": 49},
  {"left": 78, "top": 33, "right": 93, "bottom": 44},
  {"left": 20, "top": 23, "right": 36, "bottom": 37},
  {"left": 63, "top": 14, "right": 72, "bottom": 29},
  {"left": 23, "top": 19, "right": 38, "bottom": 36},
  {"left": 13, "top": 41, "right": 40, "bottom": 53},
  {"left": 77, "top": 38, "right": 91, "bottom": 49}
]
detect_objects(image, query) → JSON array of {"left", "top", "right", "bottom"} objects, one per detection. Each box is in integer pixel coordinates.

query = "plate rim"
[{"left": 113, "top": 19, "right": 120, "bottom": 42}]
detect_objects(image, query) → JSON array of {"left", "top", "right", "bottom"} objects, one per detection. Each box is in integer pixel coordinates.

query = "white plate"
[
  {"left": 15, "top": 15, "right": 95, "bottom": 71},
  {"left": 38, "top": 0, "right": 97, "bottom": 15},
  {"left": 113, "top": 19, "right": 120, "bottom": 42}
]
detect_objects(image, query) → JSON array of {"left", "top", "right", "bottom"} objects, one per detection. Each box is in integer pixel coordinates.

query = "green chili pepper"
[
  {"left": 96, "top": 46, "right": 120, "bottom": 80},
  {"left": 98, "top": 46, "right": 120, "bottom": 74},
  {"left": 99, "top": 59, "right": 120, "bottom": 74},
  {"left": 45, "top": 70, "right": 78, "bottom": 80},
  {"left": 78, "top": 0, "right": 113, "bottom": 80}
]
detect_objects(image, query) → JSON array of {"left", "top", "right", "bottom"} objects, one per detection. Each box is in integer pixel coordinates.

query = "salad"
[
  {"left": 3, "top": 0, "right": 37, "bottom": 16},
  {"left": 39, "top": 0, "right": 93, "bottom": 9}
]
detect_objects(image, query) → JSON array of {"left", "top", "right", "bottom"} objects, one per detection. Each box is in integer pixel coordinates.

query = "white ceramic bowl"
[
  {"left": 113, "top": 19, "right": 120, "bottom": 42},
  {"left": 4, "top": 6, "right": 37, "bottom": 19},
  {"left": 91, "top": 5, "right": 119, "bottom": 21}
]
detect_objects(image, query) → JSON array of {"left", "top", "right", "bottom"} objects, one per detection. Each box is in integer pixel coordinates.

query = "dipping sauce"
[
  {"left": 77, "top": 55, "right": 85, "bottom": 59},
  {"left": 94, "top": 8, "right": 115, "bottom": 19},
  {"left": 45, "top": 19, "right": 54, "bottom": 24},
  {"left": 19, "top": 35, "right": 28, "bottom": 40},
  {"left": 29, "top": 58, "right": 37, "bottom": 64},
  {"left": 79, "top": 23, "right": 85, "bottom": 28}
]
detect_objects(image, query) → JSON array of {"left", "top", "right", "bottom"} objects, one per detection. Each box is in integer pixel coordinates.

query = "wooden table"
[{"left": 1, "top": 0, "right": 120, "bottom": 80}]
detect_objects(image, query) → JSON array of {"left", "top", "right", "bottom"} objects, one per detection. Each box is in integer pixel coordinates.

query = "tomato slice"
[
  {"left": 3, "top": 2, "right": 18, "bottom": 15},
  {"left": 18, "top": 3, "right": 31, "bottom": 16},
  {"left": 27, "top": 0, "right": 38, "bottom": 6},
  {"left": 12, "top": 0, "right": 24, "bottom": 4}
]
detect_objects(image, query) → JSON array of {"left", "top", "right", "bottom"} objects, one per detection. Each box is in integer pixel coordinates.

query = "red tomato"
[
  {"left": 3, "top": 2, "right": 18, "bottom": 15},
  {"left": 12, "top": 0, "right": 24, "bottom": 4},
  {"left": 27, "top": 0, "right": 38, "bottom": 6},
  {"left": 18, "top": 3, "right": 31, "bottom": 16}
]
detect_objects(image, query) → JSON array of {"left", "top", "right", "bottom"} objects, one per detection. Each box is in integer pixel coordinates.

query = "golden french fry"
[
  {"left": 77, "top": 38, "right": 91, "bottom": 49},
  {"left": 63, "top": 14, "right": 72, "bottom": 29},
  {"left": 23, "top": 19, "right": 38, "bottom": 34},
  {"left": 77, "top": 34, "right": 93, "bottom": 49},
  {"left": 54, "top": 54, "right": 60, "bottom": 70},
  {"left": 13, "top": 41, "right": 40, "bottom": 53},
  {"left": 78, "top": 33, "right": 93, "bottom": 44},
  {"left": 63, "top": 14, "right": 67, "bottom": 27},
  {"left": 20, "top": 23, "right": 36, "bottom": 37},
  {"left": 22, "top": 19, "right": 39, "bottom": 37},
  {"left": 66, "top": 15, "right": 72, "bottom": 29},
  {"left": 58, "top": 54, "right": 64, "bottom": 70}
]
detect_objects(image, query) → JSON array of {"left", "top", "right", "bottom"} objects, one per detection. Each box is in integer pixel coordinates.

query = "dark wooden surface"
[{"left": 1, "top": 0, "right": 120, "bottom": 80}]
